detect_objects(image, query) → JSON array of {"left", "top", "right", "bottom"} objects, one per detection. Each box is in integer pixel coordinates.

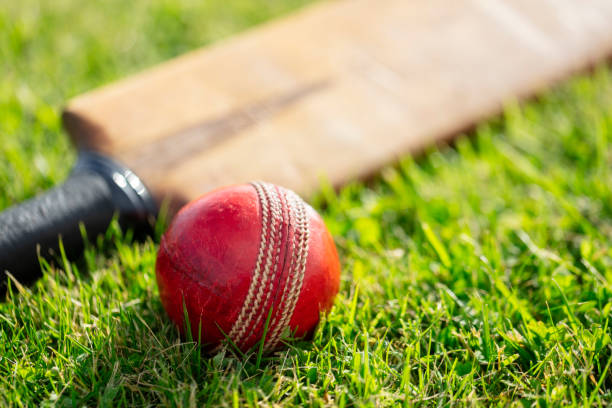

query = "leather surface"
[{"left": 155, "top": 183, "right": 340, "bottom": 352}]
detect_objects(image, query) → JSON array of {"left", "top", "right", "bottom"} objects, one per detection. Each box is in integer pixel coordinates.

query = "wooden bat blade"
[{"left": 63, "top": 0, "right": 612, "bottom": 209}]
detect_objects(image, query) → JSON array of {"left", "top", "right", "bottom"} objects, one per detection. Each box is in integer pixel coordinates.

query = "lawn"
[{"left": 1, "top": 0, "right": 612, "bottom": 406}]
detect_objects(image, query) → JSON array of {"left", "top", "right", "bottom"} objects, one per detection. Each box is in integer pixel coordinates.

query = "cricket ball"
[{"left": 155, "top": 182, "right": 341, "bottom": 353}]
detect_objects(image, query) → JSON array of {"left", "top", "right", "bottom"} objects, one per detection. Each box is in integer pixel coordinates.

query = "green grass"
[{"left": 2, "top": 0, "right": 612, "bottom": 406}]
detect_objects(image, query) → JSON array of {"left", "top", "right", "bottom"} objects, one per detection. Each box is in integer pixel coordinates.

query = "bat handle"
[{"left": 0, "top": 151, "right": 157, "bottom": 292}]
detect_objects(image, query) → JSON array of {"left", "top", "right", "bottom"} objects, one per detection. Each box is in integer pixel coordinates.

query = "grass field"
[{"left": 2, "top": 0, "right": 612, "bottom": 406}]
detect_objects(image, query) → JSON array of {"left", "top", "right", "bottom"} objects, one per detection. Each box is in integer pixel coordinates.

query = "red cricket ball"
[{"left": 155, "top": 182, "right": 341, "bottom": 353}]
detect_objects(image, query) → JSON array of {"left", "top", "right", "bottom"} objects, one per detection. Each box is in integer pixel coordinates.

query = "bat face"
[{"left": 63, "top": 0, "right": 612, "bottom": 213}]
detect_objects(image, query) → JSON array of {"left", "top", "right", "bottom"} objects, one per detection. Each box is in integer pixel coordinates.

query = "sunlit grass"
[{"left": 1, "top": 0, "right": 611, "bottom": 405}]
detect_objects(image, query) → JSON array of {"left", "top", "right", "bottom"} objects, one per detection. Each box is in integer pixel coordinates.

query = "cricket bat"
[{"left": 2, "top": 0, "right": 612, "bottom": 285}]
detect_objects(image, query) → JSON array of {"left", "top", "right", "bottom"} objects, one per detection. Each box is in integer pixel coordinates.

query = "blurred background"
[{"left": 0, "top": 0, "right": 312, "bottom": 209}]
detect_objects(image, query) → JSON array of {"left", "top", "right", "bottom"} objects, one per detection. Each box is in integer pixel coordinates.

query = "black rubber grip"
[
  {"left": 0, "top": 172, "right": 116, "bottom": 286},
  {"left": 0, "top": 152, "right": 157, "bottom": 292}
]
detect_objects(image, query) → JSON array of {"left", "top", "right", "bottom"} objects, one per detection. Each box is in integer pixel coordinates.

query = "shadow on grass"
[{"left": 56, "top": 293, "right": 316, "bottom": 406}]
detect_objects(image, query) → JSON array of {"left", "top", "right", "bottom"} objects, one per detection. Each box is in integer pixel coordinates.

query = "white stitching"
[
  {"left": 226, "top": 182, "right": 271, "bottom": 348},
  {"left": 231, "top": 182, "right": 282, "bottom": 348},
  {"left": 240, "top": 182, "right": 284, "bottom": 347},
  {"left": 263, "top": 188, "right": 296, "bottom": 349},
  {"left": 265, "top": 189, "right": 310, "bottom": 350},
  {"left": 223, "top": 182, "right": 310, "bottom": 352},
  {"left": 269, "top": 191, "right": 309, "bottom": 350}
]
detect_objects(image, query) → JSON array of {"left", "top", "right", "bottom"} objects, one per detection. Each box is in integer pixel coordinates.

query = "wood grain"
[{"left": 63, "top": 0, "right": 612, "bottom": 209}]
